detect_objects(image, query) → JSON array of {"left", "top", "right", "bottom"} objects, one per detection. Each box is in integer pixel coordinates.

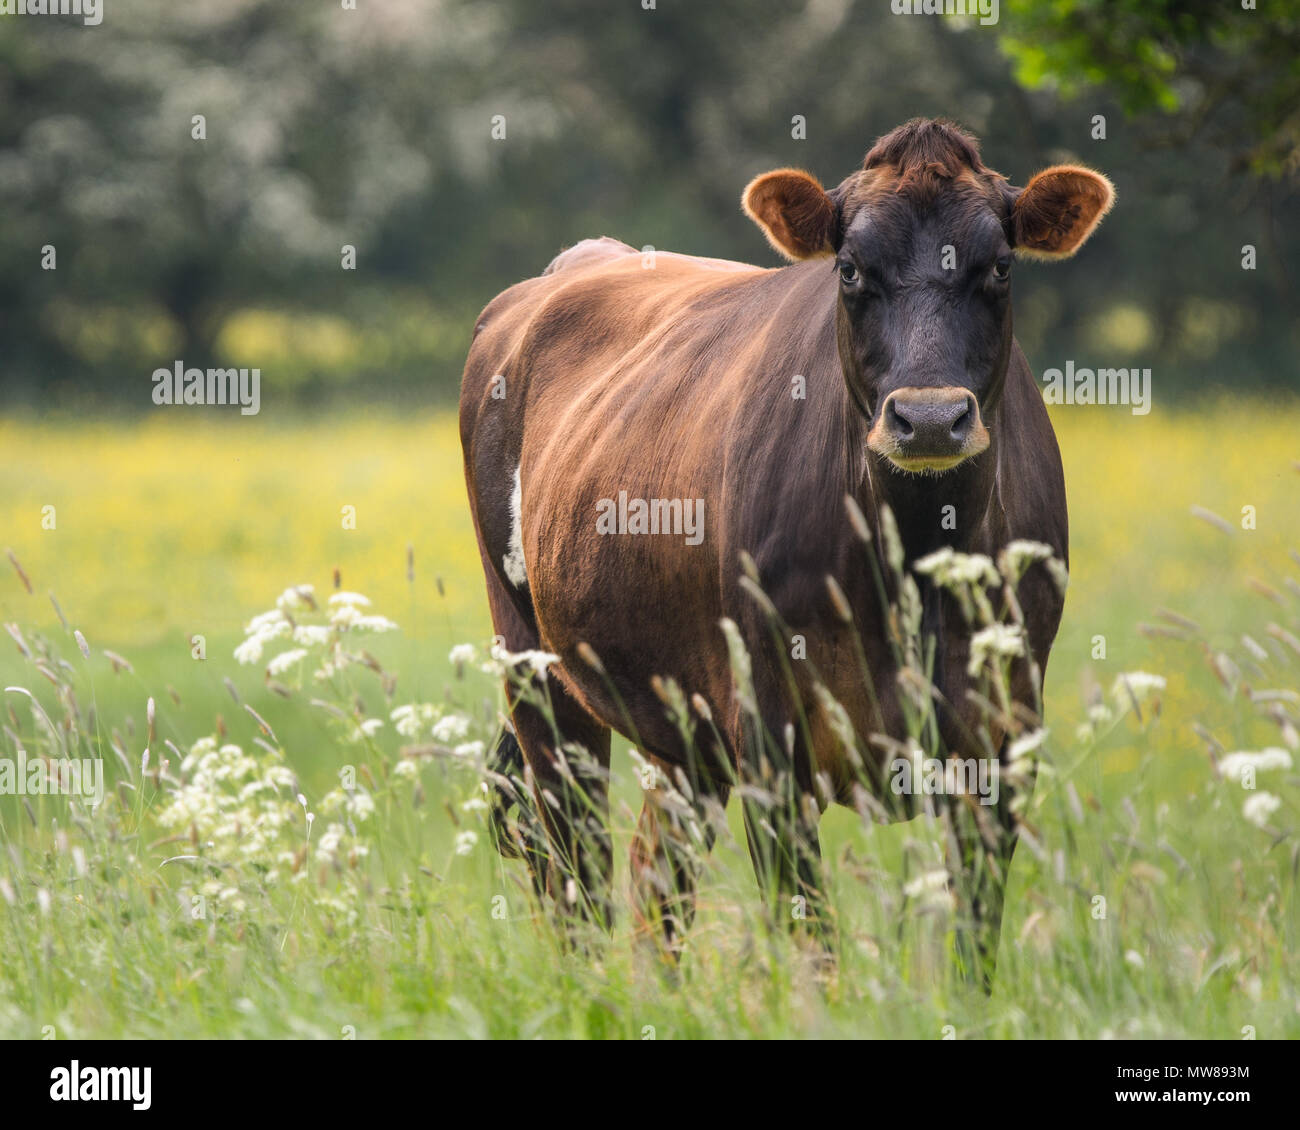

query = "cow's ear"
[
  {"left": 1010, "top": 165, "right": 1114, "bottom": 260},
  {"left": 742, "top": 168, "right": 838, "bottom": 261}
]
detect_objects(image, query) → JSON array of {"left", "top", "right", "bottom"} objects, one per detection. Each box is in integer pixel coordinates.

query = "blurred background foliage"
[{"left": 0, "top": 0, "right": 1295, "bottom": 413}]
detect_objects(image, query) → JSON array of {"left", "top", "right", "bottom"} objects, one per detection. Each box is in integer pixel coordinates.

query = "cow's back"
[{"left": 460, "top": 239, "right": 766, "bottom": 450}]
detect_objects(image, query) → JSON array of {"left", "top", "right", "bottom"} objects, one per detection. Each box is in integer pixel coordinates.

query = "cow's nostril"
[
  {"left": 886, "top": 398, "right": 914, "bottom": 438},
  {"left": 950, "top": 404, "right": 972, "bottom": 441}
]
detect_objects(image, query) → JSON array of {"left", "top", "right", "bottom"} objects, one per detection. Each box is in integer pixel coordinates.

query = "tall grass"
[{"left": 0, "top": 410, "right": 1295, "bottom": 1037}]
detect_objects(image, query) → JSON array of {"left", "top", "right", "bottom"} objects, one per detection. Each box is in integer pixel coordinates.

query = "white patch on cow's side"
[{"left": 503, "top": 466, "right": 528, "bottom": 587}]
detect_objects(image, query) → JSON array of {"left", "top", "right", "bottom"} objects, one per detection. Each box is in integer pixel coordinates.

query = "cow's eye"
[
  {"left": 992, "top": 256, "right": 1012, "bottom": 282},
  {"left": 838, "top": 261, "right": 860, "bottom": 286}
]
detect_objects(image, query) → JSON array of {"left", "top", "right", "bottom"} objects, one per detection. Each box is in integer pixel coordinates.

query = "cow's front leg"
[{"left": 630, "top": 753, "right": 730, "bottom": 957}]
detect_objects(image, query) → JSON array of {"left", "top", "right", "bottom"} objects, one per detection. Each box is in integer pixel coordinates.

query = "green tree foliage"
[{"left": 999, "top": 0, "right": 1300, "bottom": 179}]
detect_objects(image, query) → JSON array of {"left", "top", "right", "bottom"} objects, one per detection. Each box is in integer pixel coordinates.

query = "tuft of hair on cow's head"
[{"left": 741, "top": 119, "right": 1115, "bottom": 475}]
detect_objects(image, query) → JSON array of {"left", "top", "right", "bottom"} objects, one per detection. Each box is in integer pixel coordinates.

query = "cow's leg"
[
  {"left": 629, "top": 753, "right": 730, "bottom": 955},
  {"left": 738, "top": 709, "right": 826, "bottom": 936},
  {"left": 485, "top": 724, "right": 549, "bottom": 898},
  {"left": 508, "top": 674, "right": 613, "bottom": 932},
  {"left": 476, "top": 547, "right": 613, "bottom": 932}
]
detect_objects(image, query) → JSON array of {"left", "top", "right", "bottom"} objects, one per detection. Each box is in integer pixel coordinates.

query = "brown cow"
[{"left": 460, "top": 119, "right": 1112, "bottom": 983}]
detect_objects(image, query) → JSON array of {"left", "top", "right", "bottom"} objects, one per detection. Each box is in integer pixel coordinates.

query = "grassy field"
[{"left": 0, "top": 403, "right": 1296, "bottom": 1039}]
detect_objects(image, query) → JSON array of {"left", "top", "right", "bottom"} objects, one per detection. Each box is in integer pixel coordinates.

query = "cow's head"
[{"left": 743, "top": 119, "right": 1113, "bottom": 475}]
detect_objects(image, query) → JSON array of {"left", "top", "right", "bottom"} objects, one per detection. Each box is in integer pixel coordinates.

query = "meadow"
[{"left": 0, "top": 402, "right": 1296, "bottom": 1039}]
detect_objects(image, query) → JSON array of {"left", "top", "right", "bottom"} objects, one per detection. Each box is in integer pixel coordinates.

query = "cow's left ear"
[
  {"left": 1009, "top": 165, "right": 1114, "bottom": 260},
  {"left": 742, "top": 168, "right": 838, "bottom": 261}
]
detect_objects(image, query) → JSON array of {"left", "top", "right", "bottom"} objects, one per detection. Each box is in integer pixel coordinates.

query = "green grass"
[{"left": 0, "top": 405, "right": 1296, "bottom": 1038}]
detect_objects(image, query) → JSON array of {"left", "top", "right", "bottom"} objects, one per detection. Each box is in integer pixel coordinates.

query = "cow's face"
[{"left": 743, "top": 120, "right": 1113, "bottom": 475}]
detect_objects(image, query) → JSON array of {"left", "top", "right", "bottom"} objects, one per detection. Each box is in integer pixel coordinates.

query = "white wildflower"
[
  {"left": 912, "top": 547, "right": 954, "bottom": 576},
  {"left": 351, "top": 718, "right": 384, "bottom": 742},
  {"left": 1242, "top": 791, "right": 1281, "bottom": 828},
  {"left": 916, "top": 549, "right": 999, "bottom": 623},
  {"left": 489, "top": 643, "right": 559, "bottom": 676},
  {"left": 316, "top": 822, "right": 346, "bottom": 861},
  {"left": 354, "top": 615, "right": 398, "bottom": 633},
  {"left": 276, "top": 585, "right": 315, "bottom": 611},
  {"left": 1000, "top": 539, "right": 1054, "bottom": 583},
  {"left": 448, "top": 643, "right": 477, "bottom": 665},
  {"left": 347, "top": 790, "right": 375, "bottom": 821},
  {"left": 265, "top": 766, "right": 295, "bottom": 789},
  {"left": 1076, "top": 702, "right": 1115, "bottom": 742},
  {"left": 1111, "top": 672, "right": 1166, "bottom": 707},
  {"left": 1219, "top": 749, "right": 1292, "bottom": 781},
  {"left": 247, "top": 609, "right": 289, "bottom": 633},
  {"left": 265, "top": 648, "right": 308, "bottom": 676},
  {"left": 454, "top": 830, "right": 478, "bottom": 856},
  {"left": 391, "top": 703, "right": 435, "bottom": 739},
  {"left": 328, "top": 591, "right": 372, "bottom": 608},
  {"left": 432, "top": 713, "right": 471, "bottom": 744},
  {"left": 915, "top": 548, "right": 999, "bottom": 589},
  {"left": 234, "top": 635, "right": 267, "bottom": 665},
  {"left": 329, "top": 602, "right": 362, "bottom": 628},
  {"left": 967, "top": 623, "right": 1025, "bottom": 676},
  {"left": 1088, "top": 703, "right": 1114, "bottom": 725},
  {"left": 238, "top": 780, "right": 270, "bottom": 802}
]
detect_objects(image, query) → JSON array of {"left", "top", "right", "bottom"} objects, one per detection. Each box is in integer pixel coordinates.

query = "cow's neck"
[{"left": 843, "top": 390, "right": 1003, "bottom": 740}]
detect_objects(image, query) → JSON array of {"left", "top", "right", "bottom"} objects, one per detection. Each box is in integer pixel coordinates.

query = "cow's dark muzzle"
[{"left": 867, "top": 386, "right": 990, "bottom": 473}]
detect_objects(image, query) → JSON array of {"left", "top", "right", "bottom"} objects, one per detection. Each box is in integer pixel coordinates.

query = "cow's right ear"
[{"left": 742, "top": 169, "right": 838, "bottom": 261}]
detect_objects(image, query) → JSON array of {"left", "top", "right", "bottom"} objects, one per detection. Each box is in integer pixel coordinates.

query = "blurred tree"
[
  {"left": 0, "top": 1, "right": 458, "bottom": 402},
  {"left": 0, "top": 0, "right": 1294, "bottom": 408}
]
